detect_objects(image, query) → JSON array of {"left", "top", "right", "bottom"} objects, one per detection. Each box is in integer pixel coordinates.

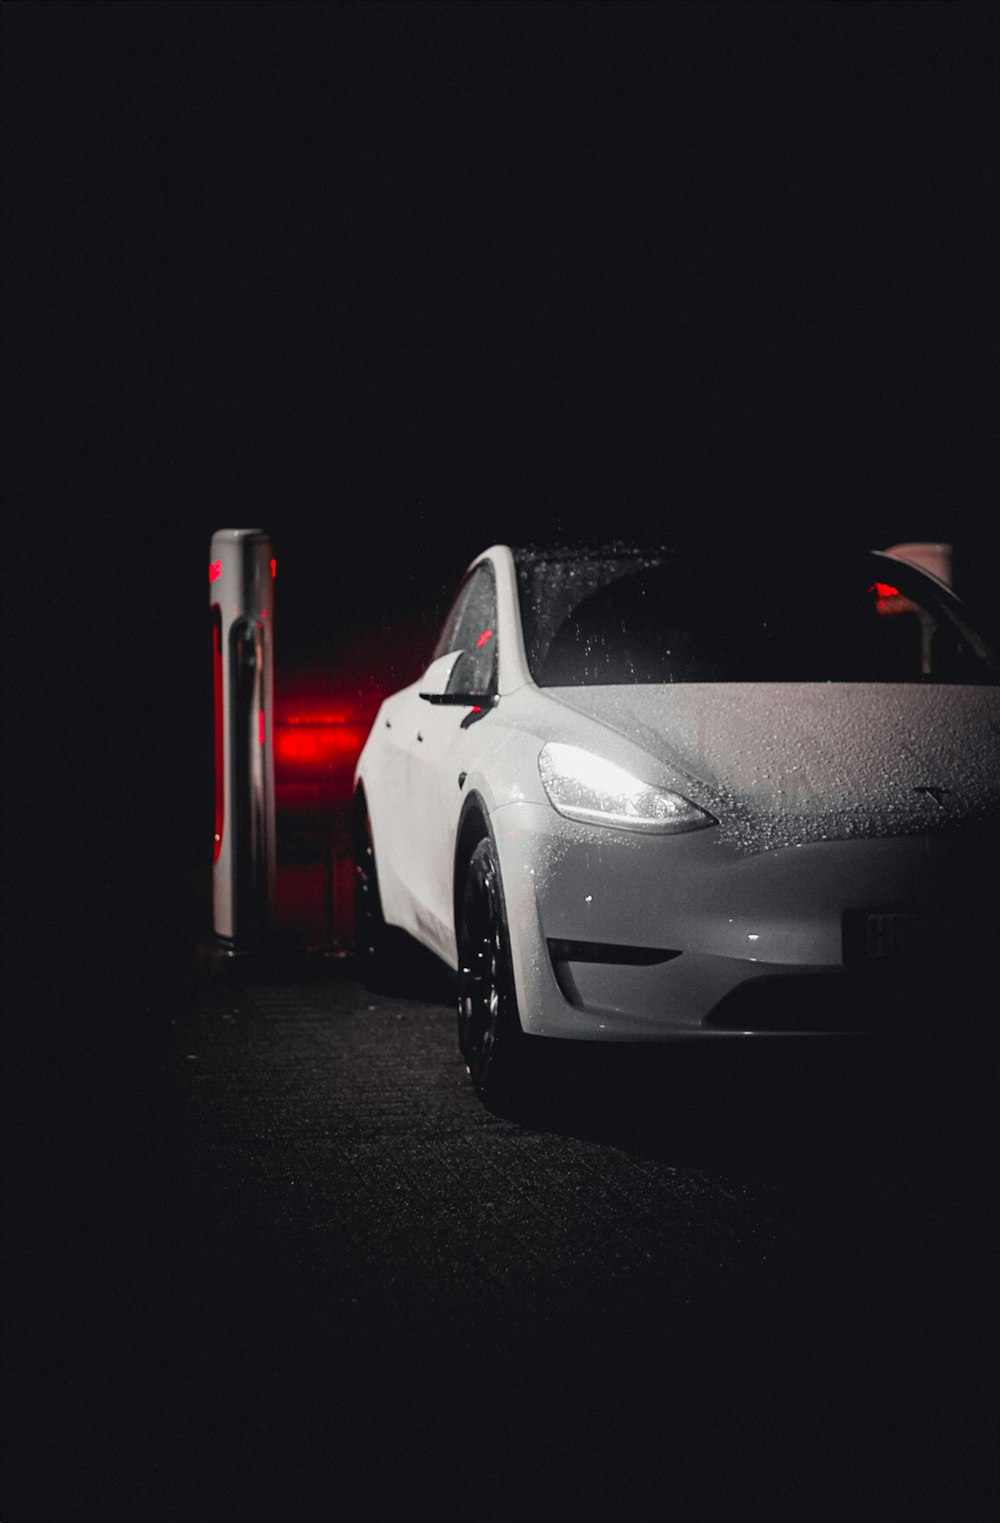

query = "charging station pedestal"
[{"left": 210, "top": 529, "right": 276, "bottom": 956}]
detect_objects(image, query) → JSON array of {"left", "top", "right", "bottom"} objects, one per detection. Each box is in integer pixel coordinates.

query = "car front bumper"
[{"left": 490, "top": 802, "right": 993, "bottom": 1040}]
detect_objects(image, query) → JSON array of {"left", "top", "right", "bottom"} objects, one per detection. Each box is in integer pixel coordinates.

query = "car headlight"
[{"left": 538, "top": 743, "right": 715, "bottom": 833}]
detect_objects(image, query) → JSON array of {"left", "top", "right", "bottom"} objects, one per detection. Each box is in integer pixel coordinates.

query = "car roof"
[{"left": 509, "top": 541, "right": 677, "bottom": 565}]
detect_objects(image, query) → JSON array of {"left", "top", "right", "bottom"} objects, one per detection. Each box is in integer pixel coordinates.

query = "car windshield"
[{"left": 514, "top": 547, "right": 998, "bottom": 686}]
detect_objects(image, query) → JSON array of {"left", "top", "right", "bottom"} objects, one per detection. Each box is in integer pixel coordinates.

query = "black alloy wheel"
[
  {"left": 456, "top": 837, "right": 526, "bottom": 1105},
  {"left": 353, "top": 802, "right": 391, "bottom": 989}
]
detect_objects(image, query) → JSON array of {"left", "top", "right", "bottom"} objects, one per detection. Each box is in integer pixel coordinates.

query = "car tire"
[
  {"left": 456, "top": 837, "right": 529, "bottom": 1108},
  {"left": 353, "top": 801, "right": 394, "bottom": 991}
]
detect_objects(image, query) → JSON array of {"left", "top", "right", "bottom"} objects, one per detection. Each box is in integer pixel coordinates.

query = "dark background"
[
  {"left": 180, "top": 139, "right": 998, "bottom": 649},
  {"left": 6, "top": 2, "right": 999, "bottom": 974},
  {"left": 3, "top": 2, "right": 998, "bottom": 1516}
]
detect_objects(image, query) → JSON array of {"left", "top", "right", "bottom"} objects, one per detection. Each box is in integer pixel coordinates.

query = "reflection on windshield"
[{"left": 514, "top": 551, "right": 997, "bottom": 686}]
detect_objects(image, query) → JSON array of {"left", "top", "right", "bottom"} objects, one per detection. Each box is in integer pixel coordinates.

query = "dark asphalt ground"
[
  {"left": 157, "top": 948, "right": 996, "bottom": 1520},
  {"left": 173, "top": 953, "right": 995, "bottom": 1373},
  {"left": 4, "top": 944, "right": 997, "bottom": 1522}
]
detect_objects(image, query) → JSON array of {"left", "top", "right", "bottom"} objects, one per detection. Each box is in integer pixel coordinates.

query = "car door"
[{"left": 404, "top": 562, "right": 498, "bottom": 955}]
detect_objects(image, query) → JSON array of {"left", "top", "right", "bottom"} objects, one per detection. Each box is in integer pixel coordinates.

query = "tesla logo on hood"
[{"left": 914, "top": 786, "right": 951, "bottom": 807}]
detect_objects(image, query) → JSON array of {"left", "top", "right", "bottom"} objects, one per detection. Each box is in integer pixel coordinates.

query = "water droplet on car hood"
[{"left": 549, "top": 682, "right": 1000, "bottom": 851}]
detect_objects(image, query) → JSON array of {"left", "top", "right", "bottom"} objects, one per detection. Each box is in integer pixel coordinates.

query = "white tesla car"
[{"left": 353, "top": 542, "right": 999, "bottom": 1104}]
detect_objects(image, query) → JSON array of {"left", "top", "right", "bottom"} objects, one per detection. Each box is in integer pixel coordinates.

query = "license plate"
[{"left": 843, "top": 910, "right": 931, "bottom": 965}]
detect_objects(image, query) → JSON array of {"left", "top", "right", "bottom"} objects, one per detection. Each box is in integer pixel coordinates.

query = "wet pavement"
[
  {"left": 5, "top": 947, "right": 996, "bottom": 1521},
  {"left": 157, "top": 948, "right": 998, "bottom": 1519},
  {"left": 171, "top": 955, "right": 994, "bottom": 1375}
]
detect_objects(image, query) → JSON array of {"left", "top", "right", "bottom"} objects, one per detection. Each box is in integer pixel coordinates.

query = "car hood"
[{"left": 547, "top": 682, "right": 1000, "bottom": 851}]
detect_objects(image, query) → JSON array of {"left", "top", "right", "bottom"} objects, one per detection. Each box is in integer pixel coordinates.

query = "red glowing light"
[
  {"left": 476, "top": 628, "right": 493, "bottom": 649},
  {"left": 209, "top": 560, "right": 222, "bottom": 583},
  {"left": 870, "top": 582, "right": 900, "bottom": 598},
  {"left": 259, "top": 710, "right": 266, "bottom": 745},
  {"left": 282, "top": 714, "right": 353, "bottom": 726},
  {"left": 274, "top": 723, "right": 368, "bottom": 767},
  {"left": 270, "top": 558, "right": 276, "bottom": 578}
]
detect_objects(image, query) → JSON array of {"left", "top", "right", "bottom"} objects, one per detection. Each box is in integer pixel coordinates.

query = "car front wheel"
[{"left": 456, "top": 837, "right": 528, "bottom": 1107}]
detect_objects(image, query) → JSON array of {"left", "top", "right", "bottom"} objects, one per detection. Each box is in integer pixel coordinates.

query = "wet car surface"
[{"left": 354, "top": 543, "right": 1000, "bottom": 1105}]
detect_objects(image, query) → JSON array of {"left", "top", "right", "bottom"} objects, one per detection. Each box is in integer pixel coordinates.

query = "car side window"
[
  {"left": 432, "top": 583, "right": 472, "bottom": 662},
  {"left": 436, "top": 564, "right": 498, "bottom": 694}
]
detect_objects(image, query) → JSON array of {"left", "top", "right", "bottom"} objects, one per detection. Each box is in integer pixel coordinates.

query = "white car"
[{"left": 353, "top": 542, "right": 999, "bottom": 1105}]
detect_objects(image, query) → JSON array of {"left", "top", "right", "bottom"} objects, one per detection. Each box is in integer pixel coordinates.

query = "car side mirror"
[{"left": 419, "top": 649, "right": 494, "bottom": 706}]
